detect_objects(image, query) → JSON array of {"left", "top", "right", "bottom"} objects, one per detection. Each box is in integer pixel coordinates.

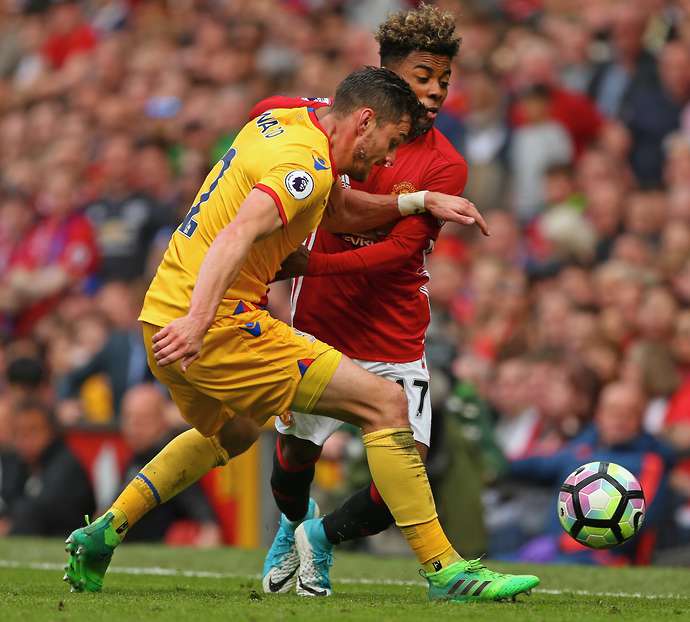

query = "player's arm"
[
  {"left": 276, "top": 215, "right": 433, "bottom": 279},
  {"left": 152, "top": 189, "right": 283, "bottom": 370},
  {"left": 321, "top": 162, "right": 487, "bottom": 235}
]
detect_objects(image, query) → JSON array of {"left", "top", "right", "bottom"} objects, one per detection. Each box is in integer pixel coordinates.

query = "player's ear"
[{"left": 356, "top": 108, "right": 376, "bottom": 136}]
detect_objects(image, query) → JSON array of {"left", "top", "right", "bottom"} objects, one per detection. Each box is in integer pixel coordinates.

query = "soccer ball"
[{"left": 558, "top": 461, "right": 646, "bottom": 549}]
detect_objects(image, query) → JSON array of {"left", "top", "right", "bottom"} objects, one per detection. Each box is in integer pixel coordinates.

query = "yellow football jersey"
[{"left": 140, "top": 107, "right": 335, "bottom": 327}]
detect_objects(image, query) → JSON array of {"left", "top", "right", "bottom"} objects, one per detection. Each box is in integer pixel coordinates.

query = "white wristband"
[{"left": 397, "top": 190, "right": 428, "bottom": 216}]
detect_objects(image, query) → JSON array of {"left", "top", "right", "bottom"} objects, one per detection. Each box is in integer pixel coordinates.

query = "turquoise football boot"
[
  {"left": 262, "top": 499, "right": 320, "bottom": 594},
  {"left": 294, "top": 517, "right": 334, "bottom": 597}
]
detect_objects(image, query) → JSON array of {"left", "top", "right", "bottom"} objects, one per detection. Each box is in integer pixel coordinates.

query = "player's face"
[
  {"left": 390, "top": 51, "right": 452, "bottom": 134},
  {"left": 349, "top": 114, "right": 411, "bottom": 181}
]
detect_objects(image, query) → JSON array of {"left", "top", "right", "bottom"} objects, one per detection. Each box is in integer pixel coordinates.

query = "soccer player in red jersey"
[{"left": 261, "top": 5, "right": 509, "bottom": 599}]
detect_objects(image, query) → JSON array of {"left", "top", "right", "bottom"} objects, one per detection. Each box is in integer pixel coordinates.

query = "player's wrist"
[{"left": 397, "top": 191, "right": 428, "bottom": 216}]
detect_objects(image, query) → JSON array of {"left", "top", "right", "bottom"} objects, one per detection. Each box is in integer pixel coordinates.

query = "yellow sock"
[
  {"left": 400, "top": 519, "right": 463, "bottom": 573},
  {"left": 109, "top": 429, "right": 229, "bottom": 537},
  {"left": 363, "top": 428, "right": 463, "bottom": 571}
]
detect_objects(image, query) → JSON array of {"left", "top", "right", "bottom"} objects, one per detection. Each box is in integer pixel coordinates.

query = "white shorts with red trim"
[{"left": 275, "top": 356, "right": 432, "bottom": 447}]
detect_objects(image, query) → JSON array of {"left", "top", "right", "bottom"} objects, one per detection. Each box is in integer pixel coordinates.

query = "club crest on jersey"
[
  {"left": 285, "top": 170, "right": 314, "bottom": 200},
  {"left": 312, "top": 152, "right": 330, "bottom": 171},
  {"left": 392, "top": 181, "right": 417, "bottom": 195}
]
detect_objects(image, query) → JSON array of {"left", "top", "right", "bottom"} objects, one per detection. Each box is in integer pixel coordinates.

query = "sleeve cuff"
[{"left": 254, "top": 183, "right": 287, "bottom": 226}]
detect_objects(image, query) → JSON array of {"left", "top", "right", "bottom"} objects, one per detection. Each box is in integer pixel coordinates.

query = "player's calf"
[{"left": 271, "top": 434, "right": 321, "bottom": 522}]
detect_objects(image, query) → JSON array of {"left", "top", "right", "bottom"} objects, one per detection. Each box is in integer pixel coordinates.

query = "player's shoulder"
[
  {"left": 251, "top": 106, "right": 326, "bottom": 144},
  {"left": 421, "top": 127, "right": 467, "bottom": 169},
  {"left": 248, "top": 96, "right": 332, "bottom": 120}
]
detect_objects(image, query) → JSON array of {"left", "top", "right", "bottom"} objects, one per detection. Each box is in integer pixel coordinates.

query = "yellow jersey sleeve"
[{"left": 254, "top": 150, "right": 331, "bottom": 226}]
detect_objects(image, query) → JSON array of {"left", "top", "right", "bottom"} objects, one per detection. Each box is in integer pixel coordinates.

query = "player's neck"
[{"left": 317, "top": 110, "right": 349, "bottom": 170}]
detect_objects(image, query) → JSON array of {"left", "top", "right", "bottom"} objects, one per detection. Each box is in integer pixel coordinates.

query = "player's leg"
[
  {"left": 322, "top": 359, "right": 432, "bottom": 545},
  {"left": 293, "top": 355, "right": 540, "bottom": 600},
  {"left": 321, "top": 441, "right": 428, "bottom": 546},
  {"left": 263, "top": 415, "right": 340, "bottom": 593},
  {"left": 264, "top": 360, "right": 429, "bottom": 593},
  {"left": 64, "top": 323, "right": 259, "bottom": 592},
  {"left": 63, "top": 380, "right": 236, "bottom": 593},
  {"left": 270, "top": 429, "right": 323, "bottom": 521},
  {"left": 290, "top": 354, "right": 457, "bottom": 596}
]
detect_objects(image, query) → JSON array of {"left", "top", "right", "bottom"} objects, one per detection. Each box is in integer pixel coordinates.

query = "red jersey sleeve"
[
  {"left": 306, "top": 214, "right": 436, "bottom": 275},
  {"left": 249, "top": 96, "right": 332, "bottom": 120}
]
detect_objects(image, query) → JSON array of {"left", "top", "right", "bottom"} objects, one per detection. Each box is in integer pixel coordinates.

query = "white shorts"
[{"left": 275, "top": 357, "right": 432, "bottom": 447}]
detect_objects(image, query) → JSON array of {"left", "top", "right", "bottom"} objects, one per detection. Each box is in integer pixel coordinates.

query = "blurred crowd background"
[{"left": 1, "top": 0, "right": 690, "bottom": 566}]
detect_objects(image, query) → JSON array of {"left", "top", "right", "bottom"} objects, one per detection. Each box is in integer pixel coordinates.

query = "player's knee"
[
  {"left": 364, "top": 381, "right": 408, "bottom": 431},
  {"left": 278, "top": 433, "right": 322, "bottom": 466}
]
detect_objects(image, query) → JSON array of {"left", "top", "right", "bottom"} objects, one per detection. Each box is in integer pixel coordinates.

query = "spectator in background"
[
  {"left": 84, "top": 134, "right": 169, "bottom": 282},
  {"left": 56, "top": 281, "right": 151, "bottom": 423},
  {"left": 4, "top": 356, "right": 52, "bottom": 406},
  {"left": 490, "top": 357, "right": 538, "bottom": 461},
  {"left": 118, "top": 385, "right": 220, "bottom": 546},
  {"left": 508, "top": 382, "right": 674, "bottom": 565},
  {"left": 0, "top": 166, "right": 99, "bottom": 337},
  {"left": 0, "top": 399, "right": 94, "bottom": 537},
  {"left": 510, "top": 37, "right": 603, "bottom": 157},
  {"left": 0, "top": 188, "right": 35, "bottom": 278},
  {"left": 40, "top": 0, "right": 97, "bottom": 70},
  {"left": 455, "top": 68, "right": 509, "bottom": 211},
  {"left": 588, "top": 3, "right": 657, "bottom": 119},
  {"left": 621, "top": 340, "right": 680, "bottom": 436},
  {"left": 622, "top": 41, "right": 690, "bottom": 186},
  {"left": 510, "top": 84, "right": 573, "bottom": 221}
]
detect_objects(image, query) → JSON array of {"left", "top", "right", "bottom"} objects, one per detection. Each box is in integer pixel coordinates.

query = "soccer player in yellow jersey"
[{"left": 63, "top": 66, "right": 537, "bottom": 602}]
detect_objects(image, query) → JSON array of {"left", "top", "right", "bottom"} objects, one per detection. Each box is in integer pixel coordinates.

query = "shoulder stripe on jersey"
[{"left": 307, "top": 108, "right": 338, "bottom": 180}]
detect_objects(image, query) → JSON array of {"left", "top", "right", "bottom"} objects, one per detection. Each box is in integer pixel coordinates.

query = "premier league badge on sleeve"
[{"left": 285, "top": 170, "right": 314, "bottom": 200}]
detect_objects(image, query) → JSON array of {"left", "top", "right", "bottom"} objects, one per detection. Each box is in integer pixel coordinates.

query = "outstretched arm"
[
  {"left": 152, "top": 189, "right": 283, "bottom": 370},
  {"left": 276, "top": 215, "right": 434, "bottom": 280},
  {"left": 321, "top": 183, "right": 488, "bottom": 236}
]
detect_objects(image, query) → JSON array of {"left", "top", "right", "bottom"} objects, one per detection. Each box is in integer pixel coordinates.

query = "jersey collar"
[{"left": 308, "top": 107, "right": 338, "bottom": 180}]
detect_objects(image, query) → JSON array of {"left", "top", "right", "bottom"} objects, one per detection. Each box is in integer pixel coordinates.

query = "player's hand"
[
  {"left": 274, "top": 246, "right": 310, "bottom": 280},
  {"left": 152, "top": 315, "right": 205, "bottom": 371},
  {"left": 425, "top": 193, "right": 489, "bottom": 236}
]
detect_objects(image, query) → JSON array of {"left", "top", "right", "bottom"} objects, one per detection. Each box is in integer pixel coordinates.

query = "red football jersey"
[{"left": 249, "top": 97, "right": 468, "bottom": 362}]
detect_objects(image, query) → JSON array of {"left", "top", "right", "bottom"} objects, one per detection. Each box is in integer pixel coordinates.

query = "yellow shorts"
[{"left": 142, "top": 302, "right": 342, "bottom": 437}]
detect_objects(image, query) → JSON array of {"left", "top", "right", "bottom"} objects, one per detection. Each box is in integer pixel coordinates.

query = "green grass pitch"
[{"left": 1, "top": 537, "right": 689, "bottom": 621}]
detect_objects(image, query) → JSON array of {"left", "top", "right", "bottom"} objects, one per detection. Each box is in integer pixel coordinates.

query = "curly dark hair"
[{"left": 376, "top": 3, "right": 461, "bottom": 66}]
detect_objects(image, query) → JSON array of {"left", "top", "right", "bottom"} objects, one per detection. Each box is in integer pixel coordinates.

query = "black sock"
[
  {"left": 322, "top": 482, "right": 394, "bottom": 545},
  {"left": 270, "top": 438, "right": 317, "bottom": 522}
]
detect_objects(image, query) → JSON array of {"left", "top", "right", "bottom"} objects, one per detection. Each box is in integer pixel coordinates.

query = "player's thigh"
[
  {"left": 188, "top": 311, "right": 337, "bottom": 425},
  {"left": 142, "top": 322, "right": 230, "bottom": 437},
  {"left": 356, "top": 358, "right": 432, "bottom": 449},
  {"left": 309, "top": 354, "right": 408, "bottom": 433}
]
